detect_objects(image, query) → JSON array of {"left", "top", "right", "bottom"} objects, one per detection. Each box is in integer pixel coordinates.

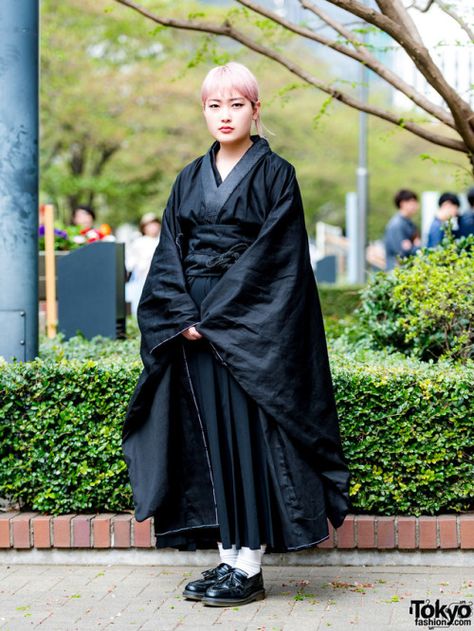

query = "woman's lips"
[{"left": 219, "top": 127, "right": 234, "bottom": 133}]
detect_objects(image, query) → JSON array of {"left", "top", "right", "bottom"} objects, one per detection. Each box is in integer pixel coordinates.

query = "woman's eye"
[{"left": 233, "top": 103, "right": 243, "bottom": 108}]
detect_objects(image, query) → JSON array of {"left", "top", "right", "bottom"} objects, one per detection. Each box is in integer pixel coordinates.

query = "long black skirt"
[{"left": 156, "top": 273, "right": 285, "bottom": 551}]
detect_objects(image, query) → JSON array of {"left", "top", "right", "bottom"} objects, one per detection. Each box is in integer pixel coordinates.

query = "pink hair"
[{"left": 201, "top": 61, "right": 264, "bottom": 137}]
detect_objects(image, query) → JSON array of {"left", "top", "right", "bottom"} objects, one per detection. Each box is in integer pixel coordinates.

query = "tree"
[
  {"left": 112, "top": 0, "right": 474, "bottom": 173},
  {"left": 41, "top": 0, "right": 210, "bottom": 225}
]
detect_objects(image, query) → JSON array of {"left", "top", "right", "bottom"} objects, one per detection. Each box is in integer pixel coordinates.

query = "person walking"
[
  {"left": 122, "top": 61, "right": 351, "bottom": 608},
  {"left": 383, "top": 189, "right": 421, "bottom": 271}
]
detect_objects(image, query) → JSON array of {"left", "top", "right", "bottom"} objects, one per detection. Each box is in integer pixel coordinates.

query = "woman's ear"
[{"left": 253, "top": 100, "right": 261, "bottom": 119}]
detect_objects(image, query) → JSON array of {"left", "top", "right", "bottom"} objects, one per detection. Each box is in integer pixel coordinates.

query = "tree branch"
[
  {"left": 111, "top": 0, "right": 466, "bottom": 153},
  {"left": 374, "top": 0, "right": 424, "bottom": 45},
  {"left": 296, "top": 0, "right": 455, "bottom": 128},
  {"left": 433, "top": 0, "right": 474, "bottom": 41},
  {"left": 324, "top": 0, "right": 474, "bottom": 143},
  {"left": 299, "top": 0, "right": 362, "bottom": 44},
  {"left": 92, "top": 144, "right": 121, "bottom": 176}
]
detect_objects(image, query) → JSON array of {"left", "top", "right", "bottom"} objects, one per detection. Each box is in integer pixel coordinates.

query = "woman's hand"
[{"left": 182, "top": 326, "right": 203, "bottom": 340}]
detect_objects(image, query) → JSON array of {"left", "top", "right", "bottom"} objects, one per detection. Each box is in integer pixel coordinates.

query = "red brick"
[
  {"left": 52, "top": 515, "right": 73, "bottom": 548},
  {"left": 377, "top": 516, "right": 395, "bottom": 548},
  {"left": 336, "top": 515, "right": 355, "bottom": 548},
  {"left": 0, "top": 512, "right": 18, "bottom": 548},
  {"left": 72, "top": 515, "right": 93, "bottom": 548},
  {"left": 397, "top": 517, "right": 416, "bottom": 549},
  {"left": 11, "top": 513, "right": 37, "bottom": 548},
  {"left": 93, "top": 514, "right": 113, "bottom": 548},
  {"left": 32, "top": 516, "right": 51, "bottom": 548},
  {"left": 317, "top": 521, "right": 335, "bottom": 548},
  {"left": 112, "top": 514, "right": 132, "bottom": 548},
  {"left": 438, "top": 515, "right": 458, "bottom": 549},
  {"left": 133, "top": 518, "right": 152, "bottom": 548},
  {"left": 460, "top": 513, "right": 474, "bottom": 550},
  {"left": 419, "top": 516, "right": 437, "bottom": 549},
  {"left": 356, "top": 515, "right": 375, "bottom": 548}
]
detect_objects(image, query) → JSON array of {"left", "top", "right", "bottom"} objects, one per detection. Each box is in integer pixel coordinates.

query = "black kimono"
[{"left": 122, "top": 135, "right": 351, "bottom": 553}]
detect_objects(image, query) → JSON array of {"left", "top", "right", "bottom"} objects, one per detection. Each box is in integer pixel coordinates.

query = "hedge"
[{"left": 1, "top": 342, "right": 472, "bottom": 517}]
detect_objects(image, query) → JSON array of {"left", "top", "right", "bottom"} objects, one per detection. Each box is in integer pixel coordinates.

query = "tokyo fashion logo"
[{"left": 409, "top": 599, "right": 473, "bottom": 628}]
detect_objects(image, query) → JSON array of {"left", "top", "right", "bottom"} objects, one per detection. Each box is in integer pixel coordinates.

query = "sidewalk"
[{"left": 1, "top": 564, "right": 472, "bottom": 630}]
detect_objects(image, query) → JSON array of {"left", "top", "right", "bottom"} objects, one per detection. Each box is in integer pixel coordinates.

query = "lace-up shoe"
[
  {"left": 182, "top": 563, "right": 234, "bottom": 600},
  {"left": 201, "top": 567, "right": 265, "bottom": 606}
]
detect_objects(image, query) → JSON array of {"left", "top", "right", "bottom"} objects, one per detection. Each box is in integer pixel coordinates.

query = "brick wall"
[{"left": 0, "top": 513, "right": 473, "bottom": 550}]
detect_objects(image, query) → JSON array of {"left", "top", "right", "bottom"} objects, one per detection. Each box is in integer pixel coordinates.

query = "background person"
[
  {"left": 71, "top": 205, "right": 96, "bottom": 230},
  {"left": 125, "top": 212, "right": 161, "bottom": 316},
  {"left": 459, "top": 187, "right": 474, "bottom": 238},
  {"left": 383, "top": 189, "right": 421, "bottom": 271},
  {"left": 427, "top": 192, "right": 460, "bottom": 248}
]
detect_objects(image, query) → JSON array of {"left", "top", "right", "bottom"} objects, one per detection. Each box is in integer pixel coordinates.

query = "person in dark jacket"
[
  {"left": 122, "top": 61, "right": 351, "bottom": 608},
  {"left": 384, "top": 189, "right": 421, "bottom": 270},
  {"left": 459, "top": 187, "right": 474, "bottom": 238},
  {"left": 427, "top": 192, "right": 460, "bottom": 248}
]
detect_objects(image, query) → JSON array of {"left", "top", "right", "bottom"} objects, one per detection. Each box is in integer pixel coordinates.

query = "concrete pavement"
[{"left": 0, "top": 564, "right": 472, "bottom": 630}]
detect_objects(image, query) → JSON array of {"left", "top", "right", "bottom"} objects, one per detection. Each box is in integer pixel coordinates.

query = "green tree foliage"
[
  {"left": 41, "top": 0, "right": 207, "bottom": 225},
  {"left": 357, "top": 234, "right": 474, "bottom": 361}
]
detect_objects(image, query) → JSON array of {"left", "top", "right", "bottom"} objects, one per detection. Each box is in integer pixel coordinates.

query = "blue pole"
[{"left": 0, "top": 1, "right": 39, "bottom": 362}]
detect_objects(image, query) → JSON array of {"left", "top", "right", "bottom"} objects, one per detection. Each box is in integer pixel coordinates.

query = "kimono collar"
[{"left": 201, "top": 135, "right": 270, "bottom": 220}]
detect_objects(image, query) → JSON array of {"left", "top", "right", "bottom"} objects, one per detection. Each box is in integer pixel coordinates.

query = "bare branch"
[
  {"left": 374, "top": 0, "right": 424, "bottom": 45},
  {"left": 311, "top": 0, "right": 400, "bottom": 35},
  {"left": 112, "top": 0, "right": 466, "bottom": 153},
  {"left": 236, "top": 0, "right": 370, "bottom": 60},
  {"left": 420, "top": 1, "right": 435, "bottom": 12},
  {"left": 433, "top": 0, "right": 474, "bottom": 41},
  {"left": 298, "top": 0, "right": 455, "bottom": 128},
  {"left": 324, "top": 0, "right": 474, "bottom": 142},
  {"left": 299, "top": 0, "right": 362, "bottom": 45}
]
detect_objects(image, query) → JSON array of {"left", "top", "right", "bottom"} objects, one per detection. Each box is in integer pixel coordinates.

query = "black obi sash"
[{"left": 182, "top": 223, "right": 259, "bottom": 277}]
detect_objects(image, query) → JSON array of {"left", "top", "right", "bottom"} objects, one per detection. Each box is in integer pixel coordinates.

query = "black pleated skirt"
[{"left": 180, "top": 273, "right": 284, "bottom": 551}]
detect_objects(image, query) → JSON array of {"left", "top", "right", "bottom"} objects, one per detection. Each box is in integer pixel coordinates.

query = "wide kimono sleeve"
[
  {"left": 136, "top": 177, "right": 201, "bottom": 369},
  {"left": 197, "top": 160, "right": 344, "bottom": 453}
]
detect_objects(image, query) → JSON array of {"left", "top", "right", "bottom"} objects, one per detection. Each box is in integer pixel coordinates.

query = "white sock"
[
  {"left": 234, "top": 544, "right": 266, "bottom": 578},
  {"left": 217, "top": 541, "right": 238, "bottom": 566}
]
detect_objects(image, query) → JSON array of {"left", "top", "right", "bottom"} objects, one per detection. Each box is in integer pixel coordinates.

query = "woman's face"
[
  {"left": 73, "top": 208, "right": 94, "bottom": 230},
  {"left": 203, "top": 89, "right": 260, "bottom": 145},
  {"left": 143, "top": 221, "right": 161, "bottom": 238}
]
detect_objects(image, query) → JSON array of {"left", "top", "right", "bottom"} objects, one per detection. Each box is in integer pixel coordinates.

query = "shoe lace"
[{"left": 218, "top": 568, "right": 246, "bottom": 588}]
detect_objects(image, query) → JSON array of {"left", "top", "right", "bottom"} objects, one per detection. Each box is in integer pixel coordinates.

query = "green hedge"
[
  {"left": 333, "top": 349, "right": 473, "bottom": 515},
  {"left": 357, "top": 235, "right": 474, "bottom": 362},
  {"left": 1, "top": 341, "right": 472, "bottom": 516}
]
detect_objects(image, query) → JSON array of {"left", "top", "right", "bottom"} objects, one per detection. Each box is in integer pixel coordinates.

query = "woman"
[{"left": 122, "top": 62, "right": 351, "bottom": 608}]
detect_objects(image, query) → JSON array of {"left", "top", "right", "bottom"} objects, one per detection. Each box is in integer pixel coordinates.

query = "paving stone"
[{"left": 0, "top": 564, "right": 472, "bottom": 630}]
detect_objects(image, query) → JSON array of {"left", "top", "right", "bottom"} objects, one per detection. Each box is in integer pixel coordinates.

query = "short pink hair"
[{"left": 201, "top": 61, "right": 263, "bottom": 137}]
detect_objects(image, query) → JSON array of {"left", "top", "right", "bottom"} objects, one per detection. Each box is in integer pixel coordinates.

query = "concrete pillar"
[{"left": 0, "top": 1, "right": 39, "bottom": 361}]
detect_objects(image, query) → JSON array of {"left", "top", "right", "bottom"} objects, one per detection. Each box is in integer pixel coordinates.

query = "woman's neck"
[{"left": 215, "top": 136, "right": 254, "bottom": 163}]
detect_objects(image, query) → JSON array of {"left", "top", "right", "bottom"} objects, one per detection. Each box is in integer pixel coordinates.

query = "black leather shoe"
[
  {"left": 201, "top": 567, "right": 265, "bottom": 606},
  {"left": 182, "top": 563, "right": 234, "bottom": 600}
]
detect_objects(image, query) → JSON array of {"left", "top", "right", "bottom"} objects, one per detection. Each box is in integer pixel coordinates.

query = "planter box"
[
  {"left": 0, "top": 512, "right": 473, "bottom": 551},
  {"left": 38, "top": 251, "right": 70, "bottom": 301}
]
